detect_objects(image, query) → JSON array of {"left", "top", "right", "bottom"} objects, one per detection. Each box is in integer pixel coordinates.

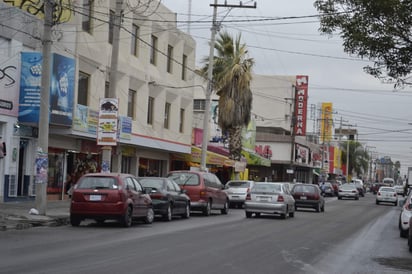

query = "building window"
[
  {"left": 167, "top": 45, "right": 173, "bottom": 73},
  {"left": 193, "top": 99, "right": 206, "bottom": 111},
  {"left": 181, "top": 54, "right": 187, "bottom": 80},
  {"left": 128, "top": 89, "right": 136, "bottom": 119},
  {"left": 109, "top": 10, "right": 115, "bottom": 44},
  {"left": 131, "top": 24, "right": 139, "bottom": 56},
  {"left": 179, "top": 108, "right": 185, "bottom": 133},
  {"left": 150, "top": 35, "right": 158, "bottom": 65},
  {"left": 105, "top": 81, "right": 110, "bottom": 98},
  {"left": 164, "top": 102, "right": 171, "bottom": 129},
  {"left": 78, "top": 72, "right": 90, "bottom": 106},
  {"left": 147, "top": 96, "right": 154, "bottom": 125},
  {"left": 82, "top": 0, "right": 93, "bottom": 33}
]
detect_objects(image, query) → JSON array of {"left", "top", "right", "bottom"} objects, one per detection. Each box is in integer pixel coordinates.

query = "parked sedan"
[
  {"left": 70, "top": 173, "right": 154, "bottom": 227},
  {"left": 245, "top": 182, "right": 295, "bottom": 219},
  {"left": 224, "top": 180, "right": 254, "bottom": 208},
  {"left": 137, "top": 177, "right": 191, "bottom": 221},
  {"left": 376, "top": 186, "right": 398, "bottom": 206},
  {"left": 399, "top": 191, "right": 412, "bottom": 238},
  {"left": 338, "top": 184, "right": 359, "bottom": 200},
  {"left": 291, "top": 184, "right": 324, "bottom": 212}
]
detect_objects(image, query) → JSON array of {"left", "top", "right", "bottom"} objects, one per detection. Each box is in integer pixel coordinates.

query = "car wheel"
[
  {"left": 295, "top": 206, "right": 298, "bottom": 211},
  {"left": 321, "top": 204, "right": 325, "bottom": 212},
  {"left": 122, "top": 206, "right": 133, "bottom": 227},
  {"left": 203, "top": 201, "right": 212, "bottom": 216},
  {"left": 338, "top": 196, "right": 342, "bottom": 200},
  {"left": 400, "top": 219, "right": 408, "bottom": 238},
  {"left": 163, "top": 204, "right": 172, "bottom": 222},
  {"left": 281, "top": 206, "right": 288, "bottom": 219},
  {"left": 255, "top": 213, "right": 261, "bottom": 218},
  {"left": 181, "top": 203, "right": 190, "bottom": 219},
  {"left": 245, "top": 212, "right": 252, "bottom": 218},
  {"left": 376, "top": 200, "right": 379, "bottom": 205},
  {"left": 355, "top": 197, "right": 359, "bottom": 200},
  {"left": 289, "top": 211, "right": 294, "bottom": 218},
  {"left": 316, "top": 203, "right": 321, "bottom": 213},
  {"left": 408, "top": 231, "right": 412, "bottom": 252},
  {"left": 144, "top": 208, "right": 154, "bottom": 224},
  {"left": 221, "top": 200, "right": 229, "bottom": 215},
  {"left": 70, "top": 215, "right": 81, "bottom": 227}
]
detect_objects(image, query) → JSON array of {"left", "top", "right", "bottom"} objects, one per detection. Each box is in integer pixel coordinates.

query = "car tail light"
[
  {"left": 246, "top": 193, "right": 251, "bottom": 200},
  {"left": 393, "top": 193, "right": 397, "bottom": 197},
  {"left": 377, "top": 192, "right": 381, "bottom": 196},
  {"left": 150, "top": 193, "right": 165, "bottom": 200},
  {"left": 352, "top": 190, "right": 357, "bottom": 193},
  {"left": 277, "top": 195, "right": 284, "bottom": 202}
]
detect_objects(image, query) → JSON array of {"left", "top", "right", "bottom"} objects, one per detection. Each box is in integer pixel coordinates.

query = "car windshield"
[
  {"left": 293, "top": 185, "right": 316, "bottom": 193},
  {"left": 227, "top": 181, "right": 251, "bottom": 188},
  {"left": 77, "top": 177, "right": 118, "bottom": 189},
  {"left": 252, "top": 184, "right": 281, "bottom": 193},
  {"left": 168, "top": 173, "right": 199, "bottom": 186},
  {"left": 138, "top": 178, "right": 164, "bottom": 189}
]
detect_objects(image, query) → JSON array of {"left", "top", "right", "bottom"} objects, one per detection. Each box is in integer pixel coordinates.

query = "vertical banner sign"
[
  {"left": 294, "top": 75, "right": 309, "bottom": 136},
  {"left": 0, "top": 55, "right": 19, "bottom": 116},
  {"left": 97, "top": 98, "right": 119, "bottom": 146},
  {"left": 35, "top": 151, "right": 48, "bottom": 184},
  {"left": 50, "top": 53, "right": 75, "bottom": 126},
  {"left": 320, "top": 102, "right": 333, "bottom": 143},
  {"left": 19, "top": 52, "right": 42, "bottom": 123}
]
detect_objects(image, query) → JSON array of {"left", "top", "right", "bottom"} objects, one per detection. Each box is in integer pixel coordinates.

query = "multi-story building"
[{"left": 0, "top": 1, "right": 196, "bottom": 202}]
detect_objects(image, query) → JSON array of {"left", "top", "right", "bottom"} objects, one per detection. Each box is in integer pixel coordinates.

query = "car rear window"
[
  {"left": 252, "top": 184, "right": 281, "bottom": 193},
  {"left": 168, "top": 173, "right": 200, "bottom": 186},
  {"left": 379, "top": 187, "right": 395, "bottom": 192},
  {"left": 227, "top": 181, "right": 250, "bottom": 188},
  {"left": 138, "top": 178, "right": 164, "bottom": 189},
  {"left": 77, "top": 177, "right": 118, "bottom": 189},
  {"left": 293, "top": 185, "right": 316, "bottom": 193}
]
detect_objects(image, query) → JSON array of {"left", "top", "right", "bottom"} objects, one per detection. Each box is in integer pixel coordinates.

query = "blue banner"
[{"left": 19, "top": 52, "right": 42, "bottom": 123}]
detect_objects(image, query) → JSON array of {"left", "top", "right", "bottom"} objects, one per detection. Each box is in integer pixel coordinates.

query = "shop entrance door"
[{"left": 17, "top": 138, "right": 30, "bottom": 196}]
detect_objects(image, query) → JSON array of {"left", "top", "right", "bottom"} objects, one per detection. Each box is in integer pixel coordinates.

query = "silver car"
[
  {"left": 376, "top": 186, "right": 398, "bottom": 206},
  {"left": 224, "top": 180, "right": 254, "bottom": 208},
  {"left": 244, "top": 182, "right": 295, "bottom": 219},
  {"left": 338, "top": 184, "right": 359, "bottom": 200}
]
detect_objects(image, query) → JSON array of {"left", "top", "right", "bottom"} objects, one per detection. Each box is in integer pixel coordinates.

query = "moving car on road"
[
  {"left": 224, "top": 180, "right": 255, "bottom": 208},
  {"left": 338, "top": 184, "right": 359, "bottom": 200},
  {"left": 136, "top": 177, "right": 191, "bottom": 221},
  {"left": 291, "top": 183, "right": 325, "bottom": 212},
  {"left": 70, "top": 173, "right": 154, "bottom": 227},
  {"left": 245, "top": 182, "right": 295, "bottom": 219},
  {"left": 394, "top": 185, "right": 404, "bottom": 197},
  {"left": 376, "top": 186, "right": 398, "bottom": 206}
]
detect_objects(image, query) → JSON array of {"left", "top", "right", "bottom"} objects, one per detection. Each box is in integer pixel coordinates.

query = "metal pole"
[
  {"left": 35, "top": 0, "right": 53, "bottom": 215},
  {"left": 102, "top": 0, "right": 123, "bottom": 173},
  {"left": 346, "top": 139, "right": 350, "bottom": 179},
  {"left": 200, "top": 0, "right": 218, "bottom": 171}
]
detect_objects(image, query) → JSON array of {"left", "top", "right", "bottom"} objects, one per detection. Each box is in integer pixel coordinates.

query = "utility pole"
[
  {"left": 101, "top": 0, "right": 123, "bottom": 173},
  {"left": 36, "top": 0, "right": 53, "bottom": 215},
  {"left": 200, "top": 1, "right": 256, "bottom": 171}
]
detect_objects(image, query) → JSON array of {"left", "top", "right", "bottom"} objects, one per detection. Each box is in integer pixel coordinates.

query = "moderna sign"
[{"left": 294, "top": 75, "right": 308, "bottom": 136}]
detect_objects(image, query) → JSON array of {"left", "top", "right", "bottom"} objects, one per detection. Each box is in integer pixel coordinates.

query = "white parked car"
[
  {"left": 399, "top": 190, "right": 412, "bottom": 238},
  {"left": 376, "top": 186, "right": 398, "bottom": 206},
  {"left": 224, "top": 180, "right": 254, "bottom": 208}
]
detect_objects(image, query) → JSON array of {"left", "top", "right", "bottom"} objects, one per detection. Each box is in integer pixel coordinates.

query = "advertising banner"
[
  {"left": 0, "top": 55, "right": 19, "bottom": 117},
  {"left": 19, "top": 52, "right": 42, "bottom": 123},
  {"left": 50, "top": 53, "right": 75, "bottom": 126},
  {"left": 294, "top": 75, "right": 309, "bottom": 136},
  {"left": 118, "top": 116, "right": 132, "bottom": 140},
  {"left": 320, "top": 102, "right": 333, "bottom": 143},
  {"left": 97, "top": 98, "right": 119, "bottom": 146}
]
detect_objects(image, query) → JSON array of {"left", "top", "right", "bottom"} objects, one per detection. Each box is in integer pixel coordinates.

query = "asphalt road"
[{"left": 0, "top": 194, "right": 410, "bottom": 274}]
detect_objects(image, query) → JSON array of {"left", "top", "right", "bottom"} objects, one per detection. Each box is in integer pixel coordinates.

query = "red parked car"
[
  {"left": 167, "top": 170, "right": 229, "bottom": 216},
  {"left": 70, "top": 173, "right": 154, "bottom": 227}
]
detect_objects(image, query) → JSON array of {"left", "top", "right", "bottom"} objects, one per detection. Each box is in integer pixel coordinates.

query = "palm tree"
[
  {"left": 341, "top": 141, "right": 370, "bottom": 178},
  {"left": 200, "top": 31, "right": 254, "bottom": 162}
]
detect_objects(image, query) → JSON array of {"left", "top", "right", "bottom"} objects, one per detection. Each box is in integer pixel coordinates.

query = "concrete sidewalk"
[{"left": 0, "top": 200, "right": 70, "bottom": 231}]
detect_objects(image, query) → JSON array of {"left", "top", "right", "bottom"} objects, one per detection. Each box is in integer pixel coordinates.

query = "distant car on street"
[
  {"left": 338, "top": 184, "right": 359, "bottom": 200},
  {"left": 291, "top": 183, "right": 325, "bottom": 212},
  {"left": 245, "top": 182, "right": 295, "bottom": 219},
  {"left": 224, "top": 180, "right": 255, "bottom": 208},
  {"left": 394, "top": 185, "right": 404, "bottom": 197},
  {"left": 376, "top": 186, "right": 398, "bottom": 206}
]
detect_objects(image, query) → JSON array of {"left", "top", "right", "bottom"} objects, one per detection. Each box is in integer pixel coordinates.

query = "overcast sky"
[{"left": 161, "top": 0, "right": 412, "bottom": 175}]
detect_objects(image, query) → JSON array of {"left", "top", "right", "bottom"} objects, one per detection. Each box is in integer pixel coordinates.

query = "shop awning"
[
  {"left": 171, "top": 146, "right": 235, "bottom": 167},
  {"left": 241, "top": 149, "right": 271, "bottom": 167}
]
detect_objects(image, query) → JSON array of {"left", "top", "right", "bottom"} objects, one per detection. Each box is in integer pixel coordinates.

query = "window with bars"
[{"left": 193, "top": 99, "right": 206, "bottom": 111}]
